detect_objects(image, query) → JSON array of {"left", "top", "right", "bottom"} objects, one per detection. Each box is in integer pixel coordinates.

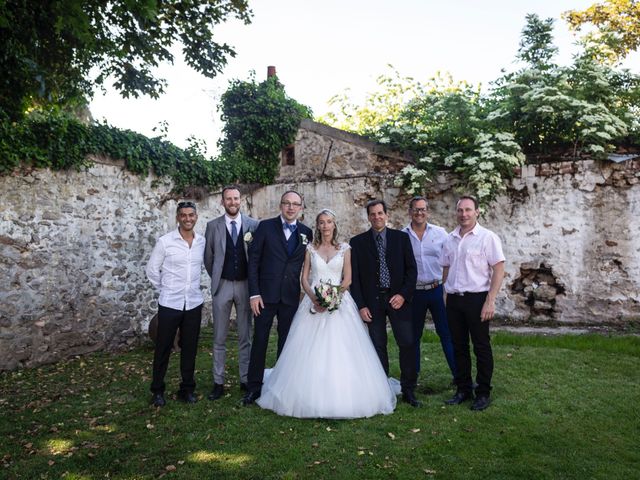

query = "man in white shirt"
[
  {"left": 203, "top": 186, "right": 258, "bottom": 401},
  {"left": 440, "top": 196, "right": 505, "bottom": 411},
  {"left": 146, "top": 201, "right": 206, "bottom": 407},
  {"left": 403, "top": 196, "right": 457, "bottom": 385}
]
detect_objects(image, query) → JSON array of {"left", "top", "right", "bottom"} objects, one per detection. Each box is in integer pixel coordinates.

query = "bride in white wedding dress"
[{"left": 257, "top": 209, "right": 397, "bottom": 418}]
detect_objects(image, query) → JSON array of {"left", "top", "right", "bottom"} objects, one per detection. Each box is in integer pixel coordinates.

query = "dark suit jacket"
[
  {"left": 248, "top": 216, "right": 313, "bottom": 306},
  {"left": 349, "top": 227, "right": 417, "bottom": 311}
]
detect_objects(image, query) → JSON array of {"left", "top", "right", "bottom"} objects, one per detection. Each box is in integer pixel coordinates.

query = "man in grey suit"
[{"left": 204, "top": 186, "right": 259, "bottom": 400}]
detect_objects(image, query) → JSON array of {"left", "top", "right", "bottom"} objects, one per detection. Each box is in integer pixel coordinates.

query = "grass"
[{"left": 1, "top": 330, "right": 639, "bottom": 479}]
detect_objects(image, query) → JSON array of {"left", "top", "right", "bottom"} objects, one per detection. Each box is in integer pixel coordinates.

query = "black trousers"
[
  {"left": 246, "top": 302, "right": 297, "bottom": 393},
  {"left": 446, "top": 292, "right": 493, "bottom": 397},
  {"left": 150, "top": 304, "right": 202, "bottom": 395},
  {"left": 367, "top": 291, "right": 417, "bottom": 392}
]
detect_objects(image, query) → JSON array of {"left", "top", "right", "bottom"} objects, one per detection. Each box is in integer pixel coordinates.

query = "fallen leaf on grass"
[
  {"left": 387, "top": 432, "right": 396, "bottom": 440},
  {"left": 410, "top": 428, "right": 421, "bottom": 433},
  {"left": 48, "top": 460, "right": 55, "bottom": 466},
  {"left": 311, "top": 442, "right": 319, "bottom": 448},
  {"left": 424, "top": 468, "right": 436, "bottom": 475},
  {"left": 165, "top": 465, "right": 176, "bottom": 471},
  {"left": 146, "top": 424, "right": 154, "bottom": 429}
]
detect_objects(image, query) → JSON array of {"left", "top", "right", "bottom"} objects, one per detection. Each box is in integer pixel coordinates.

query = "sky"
[{"left": 89, "top": 0, "right": 640, "bottom": 155}]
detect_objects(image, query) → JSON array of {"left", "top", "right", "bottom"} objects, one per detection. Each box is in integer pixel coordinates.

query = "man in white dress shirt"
[
  {"left": 146, "top": 201, "right": 206, "bottom": 407},
  {"left": 403, "top": 196, "right": 457, "bottom": 384},
  {"left": 203, "top": 186, "right": 259, "bottom": 401},
  {"left": 440, "top": 195, "right": 505, "bottom": 411}
]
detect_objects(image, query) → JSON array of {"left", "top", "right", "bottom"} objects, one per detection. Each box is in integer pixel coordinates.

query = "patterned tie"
[
  {"left": 376, "top": 234, "right": 390, "bottom": 288},
  {"left": 230, "top": 220, "right": 238, "bottom": 245}
]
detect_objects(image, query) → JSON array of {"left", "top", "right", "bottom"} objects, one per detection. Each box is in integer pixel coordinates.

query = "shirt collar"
[
  {"left": 405, "top": 222, "right": 429, "bottom": 239},
  {"left": 225, "top": 214, "right": 241, "bottom": 228},
  {"left": 280, "top": 215, "right": 297, "bottom": 227},
  {"left": 171, "top": 228, "right": 199, "bottom": 241},
  {"left": 452, "top": 222, "right": 481, "bottom": 239}
]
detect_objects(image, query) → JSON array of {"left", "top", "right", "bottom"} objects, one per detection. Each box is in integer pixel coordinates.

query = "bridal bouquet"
[{"left": 312, "top": 280, "right": 342, "bottom": 313}]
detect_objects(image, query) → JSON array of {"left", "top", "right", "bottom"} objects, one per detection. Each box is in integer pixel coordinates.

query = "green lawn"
[{"left": 1, "top": 330, "right": 639, "bottom": 479}]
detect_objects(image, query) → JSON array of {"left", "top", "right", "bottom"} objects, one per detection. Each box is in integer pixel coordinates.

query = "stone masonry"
[{"left": 1, "top": 122, "right": 639, "bottom": 370}]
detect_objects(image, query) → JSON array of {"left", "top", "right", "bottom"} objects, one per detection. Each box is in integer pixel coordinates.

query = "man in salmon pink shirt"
[{"left": 439, "top": 195, "right": 505, "bottom": 411}]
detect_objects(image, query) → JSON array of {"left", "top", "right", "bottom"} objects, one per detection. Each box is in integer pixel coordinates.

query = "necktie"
[
  {"left": 376, "top": 234, "right": 390, "bottom": 288},
  {"left": 231, "top": 220, "right": 238, "bottom": 245},
  {"left": 284, "top": 222, "right": 297, "bottom": 232}
]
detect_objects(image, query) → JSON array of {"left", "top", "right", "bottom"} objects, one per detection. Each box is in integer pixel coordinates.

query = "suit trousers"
[
  {"left": 211, "top": 279, "right": 252, "bottom": 384},
  {"left": 150, "top": 304, "right": 202, "bottom": 395},
  {"left": 412, "top": 285, "right": 457, "bottom": 378},
  {"left": 247, "top": 302, "right": 297, "bottom": 392},
  {"left": 367, "top": 291, "right": 417, "bottom": 392},
  {"left": 446, "top": 292, "right": 493, "bottom": 397}
]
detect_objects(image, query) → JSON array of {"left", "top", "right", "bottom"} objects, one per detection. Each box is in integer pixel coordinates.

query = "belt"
[
  {"left": 415, "top": 280, "right": 442, "bottom": 291},
  {"left": 448, "top": 291, "right": 487, "bottom": 297}
]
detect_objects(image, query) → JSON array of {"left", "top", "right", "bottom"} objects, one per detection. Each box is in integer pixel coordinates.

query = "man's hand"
[
  {"left": 359, "top": 307, "right": 372, "bottom": 323},
  {"left": 389, "top": 294, "right": 405, "bottom": 310},
  {"left": 480, "top": 298, "right": 495, "bottom": 321},
  {"left": 250, "top": 296, "right": 264, "bottom": 317}
]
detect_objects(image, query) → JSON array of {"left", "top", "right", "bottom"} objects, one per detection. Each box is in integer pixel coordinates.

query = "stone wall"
[
  {"left": 0, "top": 158, "right": 227, "bottom": 371},
  {"left": 1, "top": 123, "right": 639, "bottom": 370}
]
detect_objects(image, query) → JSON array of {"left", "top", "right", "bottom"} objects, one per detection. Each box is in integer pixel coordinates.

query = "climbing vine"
[{"left": 0, "top": 75, "right": 311, "bottom": 191}]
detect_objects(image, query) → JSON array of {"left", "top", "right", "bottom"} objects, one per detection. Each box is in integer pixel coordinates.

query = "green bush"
[{"left": 0, "top": 75, "right": 312, "bottom": 191}]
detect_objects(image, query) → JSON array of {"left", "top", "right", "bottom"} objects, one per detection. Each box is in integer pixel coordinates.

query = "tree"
[
  {"left": 0, "top": 0, "right": 252, "bottom": 120},
  {"left": 218, "top": 74, "right": 312, "bottom": 184},
  {"left": 517, "top": 14, "right": 558, "bottom": 69},
  {"left": 563, "top": 0, "right": 640, "bottom": 64}
]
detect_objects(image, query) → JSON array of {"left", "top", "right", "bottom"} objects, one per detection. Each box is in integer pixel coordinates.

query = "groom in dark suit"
[
  {"left": 350, "top": 199, "right": 420, "bottom": 407},
  {"left": 241, "top": 190, "right": 313, "bottom": 405}
]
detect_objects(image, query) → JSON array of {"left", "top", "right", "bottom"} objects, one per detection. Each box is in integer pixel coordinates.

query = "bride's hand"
[{"left": 313, "top": 301, "right": 327, "bottom": 313}]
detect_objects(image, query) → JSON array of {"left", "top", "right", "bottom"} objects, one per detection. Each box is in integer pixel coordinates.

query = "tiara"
[{"left": 318, "top": 208, "right": 336, "bottom": 217}]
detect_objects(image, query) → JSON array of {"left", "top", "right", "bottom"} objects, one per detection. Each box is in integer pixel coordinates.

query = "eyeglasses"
[
  {"left": 281, "top": 201, "right": 302, "bottom": 208},
  {"left": 177, "top": 201, "right": 197, "bottom": 210},
  {"left": 411, "top": 208, "right": 427, "bottom": 213}
]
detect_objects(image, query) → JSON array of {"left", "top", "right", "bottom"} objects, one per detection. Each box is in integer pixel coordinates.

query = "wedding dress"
[{"left": 257, "top": 243, "right": 397, "bottom": 418}]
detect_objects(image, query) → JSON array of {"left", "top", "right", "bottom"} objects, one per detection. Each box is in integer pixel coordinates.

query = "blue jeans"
[{"left": 412, "top": 285, "right": 457, "bottom": 378}]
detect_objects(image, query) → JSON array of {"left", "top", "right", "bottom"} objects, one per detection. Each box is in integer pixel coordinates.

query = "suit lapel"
[
  {"left": 240, "top": 214, "right": 249, "bottom": 256},
  {"left": 367, "top": 229, "right": 378, "bottom": 259},
  {"left": 216, "top": 216, "right": 227, "bottom": 255},
  {"left": 291, "top": 228, "right": 308, "bottom": 256},
  {"left": 273, "top": 217, "right": 289, "bottom": 256}
]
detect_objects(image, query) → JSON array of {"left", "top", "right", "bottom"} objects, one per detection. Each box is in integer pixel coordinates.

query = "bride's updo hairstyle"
[{"left": 313, "top": 209, "right": 340, "bottom": 249}]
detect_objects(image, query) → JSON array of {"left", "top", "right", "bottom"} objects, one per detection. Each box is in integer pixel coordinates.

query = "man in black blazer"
[
  {"left": 350, "top": 199, "right": 420, "bottom": 406},
  {"left": 241, "top": 190, "right": 313, "bottom": 405}
]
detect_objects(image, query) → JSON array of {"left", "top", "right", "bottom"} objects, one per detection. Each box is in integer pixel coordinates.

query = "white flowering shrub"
[{"left": 320, "top": 14, "right": 640, "bottom": 206}]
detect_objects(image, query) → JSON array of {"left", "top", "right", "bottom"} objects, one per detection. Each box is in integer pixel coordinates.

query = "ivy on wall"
[{"left": 0, "top": 76, "right": 311, "bottom": 192}]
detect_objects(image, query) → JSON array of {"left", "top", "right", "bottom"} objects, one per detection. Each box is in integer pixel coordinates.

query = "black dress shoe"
[
  {"left": 151, "top": 393, "right": 166, "bottom": 407},
  {"left": 207, "top": 384, "right": 224, "bottom": 401},
  {"left": 445, "top": 391, "right": 473, "bottom": 405},
  {"left": 177, "top": 391, "right": 198, "bottom": 404},
  {"left": 240, "top": 391, "right": 261, "bottom": 406},
  {"left": 401, "top": 390, "right": 422, "bottom": 407},
  {"left": 240, "top": 382, "right": 248, "bottom": 392},
  {"left": 471, "top": 395, "right": 491, "bottom": 411}
]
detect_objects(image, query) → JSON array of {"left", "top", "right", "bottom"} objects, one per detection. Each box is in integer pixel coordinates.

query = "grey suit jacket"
[{"left": 204, "top": 213, "right": 259, "bottom": 296}]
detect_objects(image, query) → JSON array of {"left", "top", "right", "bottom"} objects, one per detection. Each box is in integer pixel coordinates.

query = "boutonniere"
[
  {"left": 244, "top": 232, "right": 253, "bottom": 243},
  {"left": 300, "top": 233, "right": 308, "bottom": 245}
]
